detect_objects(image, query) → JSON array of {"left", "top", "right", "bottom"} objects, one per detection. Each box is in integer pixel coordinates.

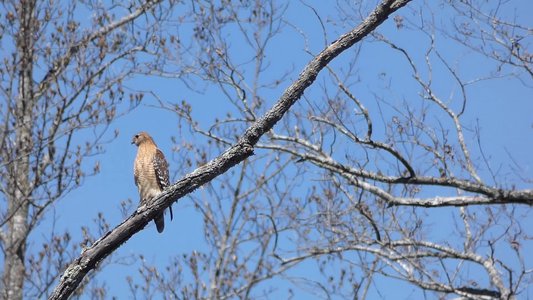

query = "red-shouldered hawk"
[{"left": 132, "top": 131, "right": 173, "bottom": 233}]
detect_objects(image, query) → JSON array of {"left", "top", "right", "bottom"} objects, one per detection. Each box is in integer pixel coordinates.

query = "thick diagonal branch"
[{"left": 48, "top": 1, "right": 411, "bottom": 299}]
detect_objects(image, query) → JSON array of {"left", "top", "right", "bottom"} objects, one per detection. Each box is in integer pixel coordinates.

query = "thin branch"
[
  {"left": 35, "top": 0, "right": 162, "bottom": 99},
  {"left": 257, "top": 142, "right": 533, "bottom": 206}
]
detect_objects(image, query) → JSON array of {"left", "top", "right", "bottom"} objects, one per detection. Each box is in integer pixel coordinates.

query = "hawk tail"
[{"left": 155, "top": 213, "right": 165, "bottom": 233}]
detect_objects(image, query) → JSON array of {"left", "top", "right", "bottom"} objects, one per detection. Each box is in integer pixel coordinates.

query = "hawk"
[{"left": 132, "top": 131, "right": 173, "bottom": 233}]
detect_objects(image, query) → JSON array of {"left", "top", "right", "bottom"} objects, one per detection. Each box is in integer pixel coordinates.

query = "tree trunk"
[{"left": 2, "top": 1, "right": 36, "bottom": 299}]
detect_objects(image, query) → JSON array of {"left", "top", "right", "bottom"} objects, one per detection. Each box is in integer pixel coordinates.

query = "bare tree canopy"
[
  {"left": 0, "top": 0, "right": 173, "bottom": 298},
  {"left": 1, "top": 0, "right": 531, "bottom": 299}
]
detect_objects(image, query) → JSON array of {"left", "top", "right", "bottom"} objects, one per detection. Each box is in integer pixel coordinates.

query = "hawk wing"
[
  {"left": 154, "top": 149, "right": 170, "bottom": 189},
  {"left": 133, "top": 160, "right": 139, "bottom": 187},
  {"left": 154, "top": 148, "right": 173, "bottom": 220}
]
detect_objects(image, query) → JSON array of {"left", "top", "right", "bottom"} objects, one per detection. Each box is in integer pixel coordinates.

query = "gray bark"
[{"left": 2, "top": 1, "right": 36, "bottom": 299}]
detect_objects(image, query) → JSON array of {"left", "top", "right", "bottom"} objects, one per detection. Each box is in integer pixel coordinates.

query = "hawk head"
[{"left": 131, "top": 131, "right": 154, "bottom": 146}]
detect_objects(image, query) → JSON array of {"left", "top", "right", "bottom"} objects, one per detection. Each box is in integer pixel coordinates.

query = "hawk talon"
[{"left": 136, "top": 204, "right": 147, "bottom": 213}]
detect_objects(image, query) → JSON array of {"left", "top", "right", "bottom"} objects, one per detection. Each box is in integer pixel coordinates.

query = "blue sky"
[{"left": 22, "top": 0, "right": 533, "bottom": 298}]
